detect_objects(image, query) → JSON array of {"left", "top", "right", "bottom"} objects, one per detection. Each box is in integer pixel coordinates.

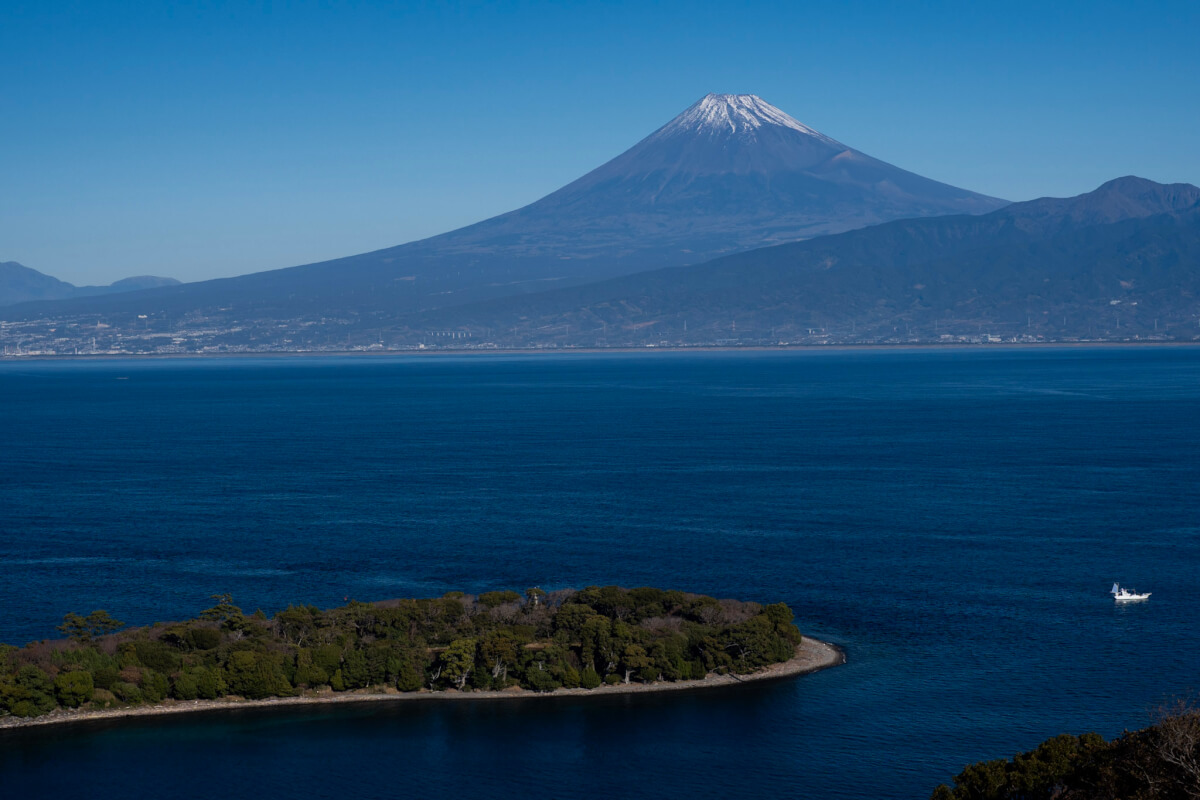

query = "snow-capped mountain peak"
[
  {"left": 574, "top": 93, "right": 853, "bottom": 179},
  {"left": 650, "top": 93, "right": 844, "bottom": 147}
]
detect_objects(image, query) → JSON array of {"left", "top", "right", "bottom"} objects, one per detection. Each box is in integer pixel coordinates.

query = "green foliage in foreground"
[
  {"left": 932, "top": 701, "right": 1200, "bottom": 800},
  {"left": 0, "top": 587, "right": 802, "bottom": 719}
]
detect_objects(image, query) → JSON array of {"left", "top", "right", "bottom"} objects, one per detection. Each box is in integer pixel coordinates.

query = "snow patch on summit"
[{"left": 651, "top": 94, "right": 844, "bottom": 147}]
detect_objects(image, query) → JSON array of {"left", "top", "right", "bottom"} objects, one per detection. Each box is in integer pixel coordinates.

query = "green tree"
[
  {"left": 478, "top": 590, "right": 521, "bottom": 609},
  {"left": 274, "top": 605, "right": 324, "bottom": 647},
  {"left": 579, "top": 614, "right": 614, "bottom": 673},
  {"left": 562, "top": 665, "right": 581, "bottom": 688},
  {"left": 552, "top": 603, "right": 595, "bottom": 637},
  {"left": 0, "top": 665, "right": 57, "bottom": 717},
  {"left": 110, "top": 681, "right": 142, "bottom": 704},
  {"left": 341, "top": 649, "right": 370, "bottom": 689},
  {"left": 54, "top": 670, "right": 94, "bottom": 707},
  {"left": 479, "top": 631, "right": 520, "bottom": 686},
  {"left": 363, "top": 642, "right": 397, "bottom": 685},
  {"left": 185, "top": 626, "right": 222, "bottom": 651},
  {"left": 722, "top": 615, "right": 791, "bottom": 671},
  {"left": 396, "top": 660, "right": 423, "bottom": 692},
  {"left": 439, "top": 638, "right": 477, "bottom": 690},
  {"left": 224, "top": 651, "right": 291, "bottom": 699},
  {"left": 93, "top": 666, "right": 120, "bottom": 690},
  {"left": 293, "top": 649, "right": 330, "bottom": 688},
  {"left": 200, "top": 593, "right": 245, "bottom": 630},
  {"left": 621, "top": 644, "right": 652, "bottom": 684},
  {"left": 764, "top": 602, "right": 794, "bottom": 628},
  {"left": 523, "top": 662, "right": 560, "bottom": 692},
  {"left": 580, "top": 666, "right": 602, "bottom": 689},
  {"left": 1010, "top": 733, "right": 1093, "bottom": 794},
  {"left": 649, "top": 639, "right": 684, "bottom": 681},
  {"left": 133, "top": 639, "right": 181, "bottom": 673},
  {"left": 57, "top": 610, "right": 125, "bottom": 643},
  {"left": 140, "top": 669, "right": 169, "bottom": 703},
  {"left": 192, "top": 665, "right": 226, "bottom": 700},
  {"left": 313, "top": 644, "right": 343, "bottom": 677},
  {"left": 942, "top": 758, "right": 1010, "bottom": 799},
  {"left": 171, "top": 670, "right": 200, "bottom": 701}
]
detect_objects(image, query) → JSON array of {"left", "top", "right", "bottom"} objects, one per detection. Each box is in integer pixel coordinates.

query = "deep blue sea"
[{"left": 1, "top": 349, "right": 1198, "bottom": 799}]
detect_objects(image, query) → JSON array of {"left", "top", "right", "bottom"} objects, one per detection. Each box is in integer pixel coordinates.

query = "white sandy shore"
[{"left": 0, "top": 636, "right": 843, "bottom": 731}]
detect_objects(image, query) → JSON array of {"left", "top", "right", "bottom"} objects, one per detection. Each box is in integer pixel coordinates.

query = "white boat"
[{"left": 1111, "top": 582, "right": 1151, "bottom": 602}]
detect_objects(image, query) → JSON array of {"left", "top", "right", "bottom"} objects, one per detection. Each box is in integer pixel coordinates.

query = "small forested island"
[
  {"left": 0, "top": 586, "right": 840, "bottom": 726},
  {"left": 931, "top": 701, "right": 1200, "bottom": 800}
]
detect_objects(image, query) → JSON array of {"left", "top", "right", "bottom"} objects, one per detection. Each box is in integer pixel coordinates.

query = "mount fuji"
[
  {"left": 6, "top": 94, "right": 1005, "bottom": 324},
  {"left": 413, "top": 93, "right": 1006, "bottom": 269}
]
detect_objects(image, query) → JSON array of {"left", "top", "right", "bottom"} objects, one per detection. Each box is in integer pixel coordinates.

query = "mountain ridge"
[
  {"left": 0, "top": 262, "right": 180, "bottom": 308},
  {"left": 2, "top": 93, "right": 1006, "bottom": 323},
  {"left": 4, "top": 176, "right": 1195, "bottom": 354},
  {"left": 405, "top": 176, "right": 1200, "bottom": 345}
]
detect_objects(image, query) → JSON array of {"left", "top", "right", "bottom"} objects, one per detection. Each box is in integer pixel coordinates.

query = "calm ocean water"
[{"left": 1, "top": 349, "right": 1198, "bottom": 799}]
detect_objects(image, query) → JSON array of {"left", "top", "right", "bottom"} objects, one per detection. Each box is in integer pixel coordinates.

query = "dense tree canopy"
[
  {"left": 932, "top": 701, "right": 1200, "bottom": 800},
  {"left": 0, "top": 587, "right": 803, "bottom": 720}
]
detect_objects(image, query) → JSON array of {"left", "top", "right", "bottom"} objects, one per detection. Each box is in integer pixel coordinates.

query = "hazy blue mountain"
[
  {"left": 0, "top": 262, "right": 180, "bottom": 307},
  {"left": 4, "top": 94, "right": 1004, "bottom": 322},
  {"left": 98, "top": 275, "right": 181, "bottom": 292},
  {"left": 0, "top": 262, "right": 77, "bottom": 306},
  {"left": 414, "top": 177, "right": 1200, "bottom": 344}
]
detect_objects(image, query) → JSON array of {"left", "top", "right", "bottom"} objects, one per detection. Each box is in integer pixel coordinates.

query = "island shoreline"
[{"left": 0, "top": 636, "right": 843, "bottom": 732}]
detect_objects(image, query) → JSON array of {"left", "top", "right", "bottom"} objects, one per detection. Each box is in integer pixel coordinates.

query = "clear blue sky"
[{"left": 3, "top": 0, "right": 1198, "bottom": 285}]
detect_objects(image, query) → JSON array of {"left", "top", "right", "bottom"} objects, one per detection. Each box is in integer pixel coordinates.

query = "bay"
[{"left": 1, "top": 348, "right": 1198, "bottom": 798}]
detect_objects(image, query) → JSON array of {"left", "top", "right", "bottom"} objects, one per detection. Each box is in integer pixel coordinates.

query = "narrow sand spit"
[{"left": 0, "top": 636, "right": 844, "bottom": 731}]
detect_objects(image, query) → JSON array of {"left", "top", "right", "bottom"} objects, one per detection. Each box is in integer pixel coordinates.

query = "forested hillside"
[{"left": 932, "top": 702, "right": 1200, "bottom": 799}]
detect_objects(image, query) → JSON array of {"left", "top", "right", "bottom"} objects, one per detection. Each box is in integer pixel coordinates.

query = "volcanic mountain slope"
[
  {"left": 6, "top": 94, "right": 1005, "bottom": 322},
  {"left": 416, "top": 93, "right": 1006, "bottom": 265},
  {"left": 414, "top": 177, "right": 1200, "bottom": 344},
  {"left": 0, "top": 262, "right": 179, "bottom": 307}
]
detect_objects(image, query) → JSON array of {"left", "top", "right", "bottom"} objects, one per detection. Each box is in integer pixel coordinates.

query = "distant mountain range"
[
  {"left": 4, "top": 95, "right": 1199, "bottom": 353},
  {"left": 0, "top": 262, "right": 179, "bottom": 308},
  {"left": 414, "top": 176, "right": 1200, "bottom": 345},
  {"left": 1, "top": 94, "right": 1003, "bottom": 323}
]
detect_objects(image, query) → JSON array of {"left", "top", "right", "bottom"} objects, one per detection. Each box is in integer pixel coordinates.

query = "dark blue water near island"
[{"left": 2, "top": 349, "right": 1198, "bottom": 799}]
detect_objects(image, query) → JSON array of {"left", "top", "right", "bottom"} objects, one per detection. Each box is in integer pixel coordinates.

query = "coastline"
[
  {"left": 0, "top": 636, "right": 843, "bottom": 732},
  {"left": 3, "top": 340, "right": 1200, "bottom": 362}
]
